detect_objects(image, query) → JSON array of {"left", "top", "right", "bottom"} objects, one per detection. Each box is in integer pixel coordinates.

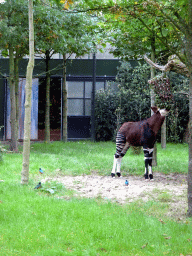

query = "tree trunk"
[
  {"left": 150, "top": 42, "right": 157, "bottom": 166},
  {"left": 21, "top": 0, "right": 34, "bottom": 185},
  {"left": 161, "top": 117, "right": 166, "bottom": 149},
  {"left": 9, "top": 46, "right": 18, "bottom": 152},
  {"left": 14, "top": 52, "right": 20, "bottom": 142},
  {"left": 45, "top": 50, "right": 50, "bottom": 143},
  {"left": 188, "top": 71, "right": 192, "bottom": 216},
  {"left": 186, "top": 0, "right": 192, "bottom": 217},
  {"left": 62, "top": 54, "right": 67, "bottom": 142}
]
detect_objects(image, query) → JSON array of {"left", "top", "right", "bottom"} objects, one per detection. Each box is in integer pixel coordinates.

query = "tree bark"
[
  {"left": 62, "top": 54, "right": 68, "bottom": 142},
  {"left": 186, "top": 0, "right": 192, "bottom": 214},
  {"left": 150, "top": 41, "right": 157, "bottom": 166},
  {"left": 161, "top": 117, "right": 166, "bottom": 149},
  {"left": 45, "top": 50, "right": 51, "bottom": 143},
  {"left": 9, "top": 45, "right": 18, "bottom": 152},
  {"left": 21, "top": 0, "right": 34, "bottom": 185},
  {"left": 188, "top": 70, "right": 192, "bottom": 216}
]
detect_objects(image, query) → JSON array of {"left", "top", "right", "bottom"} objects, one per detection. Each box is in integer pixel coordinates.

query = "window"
[{"left": 66, "top": 77, "right": 114, "bottom": 116}]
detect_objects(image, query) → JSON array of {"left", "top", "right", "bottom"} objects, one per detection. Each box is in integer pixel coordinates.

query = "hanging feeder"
[{"left": 148, "top": 75, "right": 174, "bottom": 110}]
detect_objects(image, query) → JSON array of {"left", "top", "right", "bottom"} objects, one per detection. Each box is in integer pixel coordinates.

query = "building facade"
[{"left": 0, "top": 58, "right": 121, "bottom": 140}]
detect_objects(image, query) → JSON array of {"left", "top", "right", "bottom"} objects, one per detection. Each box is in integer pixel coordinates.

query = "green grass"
[
  {"left": 0, "top": 141, "right": 191, "bottom": 255},
  {"left": 28, "top": 141, "right": 188, "bottom": 176},
  {"left": 0, "top": 183, "right": 192, "bottom": 256},
  {"left": 2, "top": 141, "right": 187, "bottom": 178}
]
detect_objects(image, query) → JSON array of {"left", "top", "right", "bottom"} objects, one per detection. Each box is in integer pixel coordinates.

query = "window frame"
[{"left": 66, "top": 76, "right": 115, "bottom": 117}]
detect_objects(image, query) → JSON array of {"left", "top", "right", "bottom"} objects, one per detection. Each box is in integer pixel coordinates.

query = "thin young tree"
[
  {"left": 21, "top": 0, "right": 34, "bottom": 185},
  {"left": 150, "top": 40, "right": 157, "bottom": 166}
]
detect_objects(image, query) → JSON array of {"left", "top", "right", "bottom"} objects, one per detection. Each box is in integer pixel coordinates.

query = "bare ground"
[{"left": 42, "top": 172, "right": 188, "bottom": 220}]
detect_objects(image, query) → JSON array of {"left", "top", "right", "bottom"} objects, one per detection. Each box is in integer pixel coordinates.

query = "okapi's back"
[
  {"left": 119, "top": 122, "right": 143, "bottom": 146},
  {"left": 118, "top": 111, "right": 165, "bottom": 147}
]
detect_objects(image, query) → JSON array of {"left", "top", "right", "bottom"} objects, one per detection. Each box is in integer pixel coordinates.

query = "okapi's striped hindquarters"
[{"left": 111, "top": 107, "right": 169, "bottom": 179}]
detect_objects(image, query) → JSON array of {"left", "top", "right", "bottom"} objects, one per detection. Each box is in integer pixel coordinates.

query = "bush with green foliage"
[
  {"left": 95, "top": 62, "right": 151, "bottom": 141},
  {"left": 167, "top": 73, "right": 189, "bottom": 142},
  {"left": 95, "top": 87, "right": 118, "bottom": 141},
  {"left": 95, "top": 61, "right": 189, "bottom": 143}
]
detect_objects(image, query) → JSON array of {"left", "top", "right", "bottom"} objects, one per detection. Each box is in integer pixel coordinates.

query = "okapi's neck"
[{"left": 149, "top": 113, "right": 165, "bottom": 135}]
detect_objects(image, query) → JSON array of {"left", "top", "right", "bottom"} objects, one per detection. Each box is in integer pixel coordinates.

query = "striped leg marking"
[
  {"left": 143, "top": 147, "right": 154, "bottom": 179},
  {"left": 111, "top": 132, "right": 130, "bottom": 178},
  {"left": 111, "top": 156, "right": 117, "bottom": 178}
]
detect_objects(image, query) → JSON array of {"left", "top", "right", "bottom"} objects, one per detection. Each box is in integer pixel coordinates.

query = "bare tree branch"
[{"left": 144, "top": 54, "right": 189, "bottom": 77}]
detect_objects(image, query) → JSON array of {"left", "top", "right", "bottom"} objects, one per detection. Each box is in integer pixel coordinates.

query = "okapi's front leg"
[
  {"left": 111, "top": 132, "right": 130, "bottom": 178},
  {"left": 143, "top": 147, "right": 154, "bottom": 179}
]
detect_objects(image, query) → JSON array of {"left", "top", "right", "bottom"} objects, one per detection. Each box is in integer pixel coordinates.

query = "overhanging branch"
[{"left": 144, "top": 54, "right": 189, "bottom": 77}]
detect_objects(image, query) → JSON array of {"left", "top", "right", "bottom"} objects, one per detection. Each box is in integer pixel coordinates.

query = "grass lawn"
[{"left": 0, "top": 141, "right": 191, "bottom": 255}]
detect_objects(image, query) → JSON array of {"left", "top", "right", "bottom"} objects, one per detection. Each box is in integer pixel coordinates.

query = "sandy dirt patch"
[{"left": 42, "top": 172, "right": 188, "bottom": 219}]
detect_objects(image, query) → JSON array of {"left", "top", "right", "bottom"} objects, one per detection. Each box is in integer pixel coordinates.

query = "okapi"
[{"left": 111, "top": 107, "right": 169, "bottom": 179}]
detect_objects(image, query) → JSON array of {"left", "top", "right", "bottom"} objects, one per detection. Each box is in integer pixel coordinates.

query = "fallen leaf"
[
  {"left": 67, "top": 247, "right": 73, "bottom": 252},
  {"left": 164, "top": 236, "right": 171, "bottom": 240},
  {"left": 100, "top": 248, "right": 106, "bottom": 252},
  {"left": 141, "top": 243, "right": 148, "bottom": 249},
  {"left": 159, "top": 219, "right": 165, "bottom": 224}
]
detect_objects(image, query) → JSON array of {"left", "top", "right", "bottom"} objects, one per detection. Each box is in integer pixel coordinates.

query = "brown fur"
[{"left": 118, "top": 107, "right": 165, "bottom": 148}]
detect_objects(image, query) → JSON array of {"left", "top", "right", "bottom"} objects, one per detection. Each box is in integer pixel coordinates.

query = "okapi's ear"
[{"left": 151, "top": 106, "right": 158, "bottom": 113}]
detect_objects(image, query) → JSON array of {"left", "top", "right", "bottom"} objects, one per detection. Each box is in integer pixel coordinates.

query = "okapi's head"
[{"left": 151, "top": 106, "right": 169, "bottom": 117}]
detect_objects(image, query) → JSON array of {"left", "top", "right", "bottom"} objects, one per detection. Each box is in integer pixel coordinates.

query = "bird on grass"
[
  {"left": 34, "top": 182, "right": 42, "bottom": 189},
  {"left": 125, "top": 180, "right": 129, "bottom": 186},
  {"left": 39, "top": 168, "right": 44, "bottom": 174}
]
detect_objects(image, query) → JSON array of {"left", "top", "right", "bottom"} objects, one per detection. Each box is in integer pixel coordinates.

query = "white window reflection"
[{"left": 67, "top": 80, "right": 105, "bottom": 116}]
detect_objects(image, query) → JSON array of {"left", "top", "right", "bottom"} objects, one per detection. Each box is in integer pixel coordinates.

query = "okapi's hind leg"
[
  {"left": 111, "top": 132, "right": 130, "bottom": 178},
  {"left": 111, "top": 156, "right": 122, "bottom": 178},
  {"left": 111, "top": 156, "right": 118, "bottom": 178},
  {"left": 143, "top": 147, "right": 154, "bottom": 179}
]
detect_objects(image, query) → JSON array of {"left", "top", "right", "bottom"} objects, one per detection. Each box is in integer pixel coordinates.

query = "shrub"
[
  {"left": 167, "top": 73, "right": 189, "bottom": 143},
  {"left": 95, "top": 87, "right": 118, "bottom": 141},
  {"left": 95, "top": 62, "right": 151, "bottom": 141}
]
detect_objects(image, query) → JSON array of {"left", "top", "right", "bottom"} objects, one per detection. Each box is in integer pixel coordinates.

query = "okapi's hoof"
[
  {"left": 111, "top": 173, "right": 115, "bottom": 178},
  {"left": 149, "top": 174, "right": 153, "bottom": 180},
  {"left": 116, "top": 172, "right": 121, "bottom": 178},
  {"left": 144, "top": 174, "right": 149, "bottom": 179}
]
